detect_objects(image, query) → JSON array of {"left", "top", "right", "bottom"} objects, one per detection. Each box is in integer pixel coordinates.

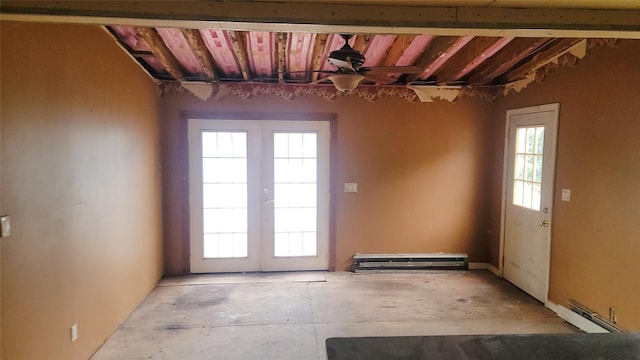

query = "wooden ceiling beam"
[
  {"left": 310, "top": 33, "right": 329, "bottom": 82},
  {"left": 405, "top": 36, "right": 459, "bottom": 83},
  {"left": 381, "top": 34, "right": 417, "bottom": 67},
  {"left": 501, "top": 38, "right": 583, "bottom": 82},
  {"left": 352, "top": 34, "right": 372, "bottom": 54},
  {"left": 4, "top": 2, "right": 640, "bottom": 38},
  {"left": 135, "top": 27, "right": 184, "bottom": 80},
  {"left": 180, "top": 29, "right": 218, "bottom": 81},
  {"left": 228, "top": 30, "right": 252, "bottom": 81},
  {"left": 276, "top": 32, "right": 287, "bottom": 83},
  {"left": 434, "top": 37, "right": 507, "bottom": 84},
  {"left": 452, "top": 37, "right": 514, "bottom": 80},
  {"left": 467, "top": 37, "right": 551, "bottom": 85}
]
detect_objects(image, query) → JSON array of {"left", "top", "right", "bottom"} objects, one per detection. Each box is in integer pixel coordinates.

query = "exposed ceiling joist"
[
  {"left": 434, "top": 37, "right": 508, "bottom": 83},
  {"left": 467, "top": 37, "right": 550, "bottom": 85},
  {"left": 406, "top": 36, "right": 459, "bottom": 83},
  {"left": 135, "top": 27, "right": 185, "bottom": 80},
  {"left": 180, "top": 29, "right": 218, "bottom": 81},
  {"left": 382, "top": 35, "right": 417, "bottom": 67},
  {"left": 228, "top": 31, "right": 252, "bottom": 81},
  {"left": 502, "top": 38, "right": 584, "bottom": 82},
  {"left": 276, "top": 32, "right": 287, "bottom": 83},
  {"left": 310, "top": 34, "right": 329, "bottom": 82},
  {"left": 352, "top": 34, "right": 373, "bottom": 54},
  {"left": 452, "top": 37, "right": 514, "bottom": 80}
]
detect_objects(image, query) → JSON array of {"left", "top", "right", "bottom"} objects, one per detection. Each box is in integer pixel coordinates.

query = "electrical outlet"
[
  {"left": 71, "top": 323, "right": 78, "bottom": 342},
  {"left": 344, "top": 183, "right": 358, "bottom": 193}
]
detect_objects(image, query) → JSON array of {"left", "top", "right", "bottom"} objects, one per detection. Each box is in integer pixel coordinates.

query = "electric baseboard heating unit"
[{"left": 353, "top": 253, "right": 468, "bottom": 272}]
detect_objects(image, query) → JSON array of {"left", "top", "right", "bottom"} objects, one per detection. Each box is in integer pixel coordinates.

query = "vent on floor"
[
  {"left": 352, "top": 253, "right": 468, "bottom": 272},
  {"left": 569, "top": 299, "right": 625, "bottom": 333}
]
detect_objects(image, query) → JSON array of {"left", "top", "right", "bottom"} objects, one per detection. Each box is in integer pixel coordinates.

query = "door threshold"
[{"left": 158, "top": 270, "right": 327, "bottom": 286}]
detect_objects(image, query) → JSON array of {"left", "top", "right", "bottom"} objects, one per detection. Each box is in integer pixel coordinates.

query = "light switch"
[
  {"left": 561, "top": 189, "right": 571, "bottom": 202},
  {"left": 71, "top": 323, "right": 78, "bottom": 342},
  {"left": 344, "top": 183, "right": 358, "bottom": 193},
  {"left": 0, "top": 215, "right": 11, "bottom": 238}
]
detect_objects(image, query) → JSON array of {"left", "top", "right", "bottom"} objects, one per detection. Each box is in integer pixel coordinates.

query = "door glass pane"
[
  {"left": 526, "top": 127, "right": 536, "bottom": 153},
  {"left": 516, "top": 155, "right": 525, "bottom": 179},
  {"left": 273, "top": 132, "right": 318, "bottom": 257},
  {"left": 534, "top": 155, "right": 543, "bottom": 182},
  {"left": 513, "top": 126, "right": 544, "bottom": 211},
  {"left": 525, "top": 155, "right": 534, "bottom": 181},
  {"left": 516, "top": 128, "right": 527, "bottom": 153},
  {"left": 201, "top": 131, "right": 248, "bottom": 258}
]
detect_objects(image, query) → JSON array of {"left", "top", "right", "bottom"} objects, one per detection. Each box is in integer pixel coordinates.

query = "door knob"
[{"left": 539, "top": 220, "right": 549, "bottom": 227}]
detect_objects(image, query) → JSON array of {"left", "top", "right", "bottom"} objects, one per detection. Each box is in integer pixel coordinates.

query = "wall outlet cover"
[{"left": 344, "top": 183, "right": 358, "bottom": 193}]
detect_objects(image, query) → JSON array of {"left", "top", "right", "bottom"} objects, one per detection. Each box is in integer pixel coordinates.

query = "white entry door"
[
  {"left": 503, "top": 103, "right": 559, "bottom": 303},
  {"left": 188, "top": 119, "right": 330, "bottom": 273}
]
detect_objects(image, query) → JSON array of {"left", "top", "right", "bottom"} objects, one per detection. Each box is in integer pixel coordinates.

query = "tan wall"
[
  {"left": 0, "top": 59, "right": 3, "bottom": 357},
  {"left": 489, "top": 40, "right": 640, "bottom": 330},
  {"left": 1, "top": 22, "right": 163, "bottom": 359},
  {"left": 161, "top": 92, "right": 494, "bottom": 273}
]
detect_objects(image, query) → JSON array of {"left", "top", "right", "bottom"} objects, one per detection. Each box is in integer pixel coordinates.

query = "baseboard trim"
[
  {"left": 546, "top": 301, "right": 609, "bottom": 333},
  {"left": 487, "top": 264, "right": 501, "bottom": 276},
  {"left": 468, "top": 262, "right": 501, "bottom": 277}
]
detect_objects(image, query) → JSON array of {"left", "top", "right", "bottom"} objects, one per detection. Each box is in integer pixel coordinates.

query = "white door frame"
[
  {"left": 188, "top": 119, "right": 263, "bottom": 273},
  {"left": 188, "top": 118, "right": 331, "bottom": 273},
  {"left": 260, "top": 120, "right": 331, "bottom": 272},
  {"left": 498, "top": 103, "right": 560, "bottom": 304}
]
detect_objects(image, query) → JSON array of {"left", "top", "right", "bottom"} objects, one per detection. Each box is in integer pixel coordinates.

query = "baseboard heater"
[
  {"left": 352, "top": 253, "right": 468, "bottom": 272},
  {"left": 569, "top": 299, "right": 625, "bottom": 333}
]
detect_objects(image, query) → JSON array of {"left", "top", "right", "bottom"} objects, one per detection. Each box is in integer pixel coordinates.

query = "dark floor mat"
[{"left": 326, "top": 333, "right": 640, "bottom": 360}]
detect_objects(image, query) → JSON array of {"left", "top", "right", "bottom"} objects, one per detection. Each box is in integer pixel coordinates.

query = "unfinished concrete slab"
[{"left": 91, "top": 271, "right": 577, "bottom": 360}]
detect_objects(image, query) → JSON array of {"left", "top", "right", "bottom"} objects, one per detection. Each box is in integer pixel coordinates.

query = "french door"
[
  {"left": 188, "top": 119, "right": 330, "bottom": 273},
  {"left": 503, "top": 103, "right": 559, "bottom": 303}
]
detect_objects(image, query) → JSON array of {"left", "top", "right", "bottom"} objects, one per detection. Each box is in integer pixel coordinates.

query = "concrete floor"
[{"left": 91, "top": 270, "right": 577, "bottom": 360}]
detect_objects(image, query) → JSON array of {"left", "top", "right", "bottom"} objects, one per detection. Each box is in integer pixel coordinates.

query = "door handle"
[{"left": 539, "top": 220, "right": 549, "bottom": 227}]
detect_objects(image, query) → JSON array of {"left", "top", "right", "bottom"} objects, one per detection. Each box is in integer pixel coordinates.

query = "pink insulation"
[
  {"left": 286, "top": 33, "right": 316, "bottom": 80},
  {"left": 155, "top": 28, "right": 206, "bottom": 77},
  {"left": 200, "top": 30, "right": 242, "bottom": 78},
  {"left": 247, "top": 32, "right": 275, "bottom": 78}
]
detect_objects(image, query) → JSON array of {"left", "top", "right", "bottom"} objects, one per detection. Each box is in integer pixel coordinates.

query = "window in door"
[
  {"left": 513, "top": 126, "right": 545, "bottom": 211},
  {"left": 201, "top": 131, "right": 248, "bottom": 258},
  {"left": 273, "top": 132, "right": 318, "bottom": 257}
]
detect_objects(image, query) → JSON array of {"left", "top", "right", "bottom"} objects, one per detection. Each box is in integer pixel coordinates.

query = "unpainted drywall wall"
[
  {"left": 1, "top": 22, "right": 163, "bottom": 359},
  {"left": 490, "top": 39, "right": 640, "bottom": 330},
  {"left": 160, "top": 92, "right": 494, "bottom": 273}
]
